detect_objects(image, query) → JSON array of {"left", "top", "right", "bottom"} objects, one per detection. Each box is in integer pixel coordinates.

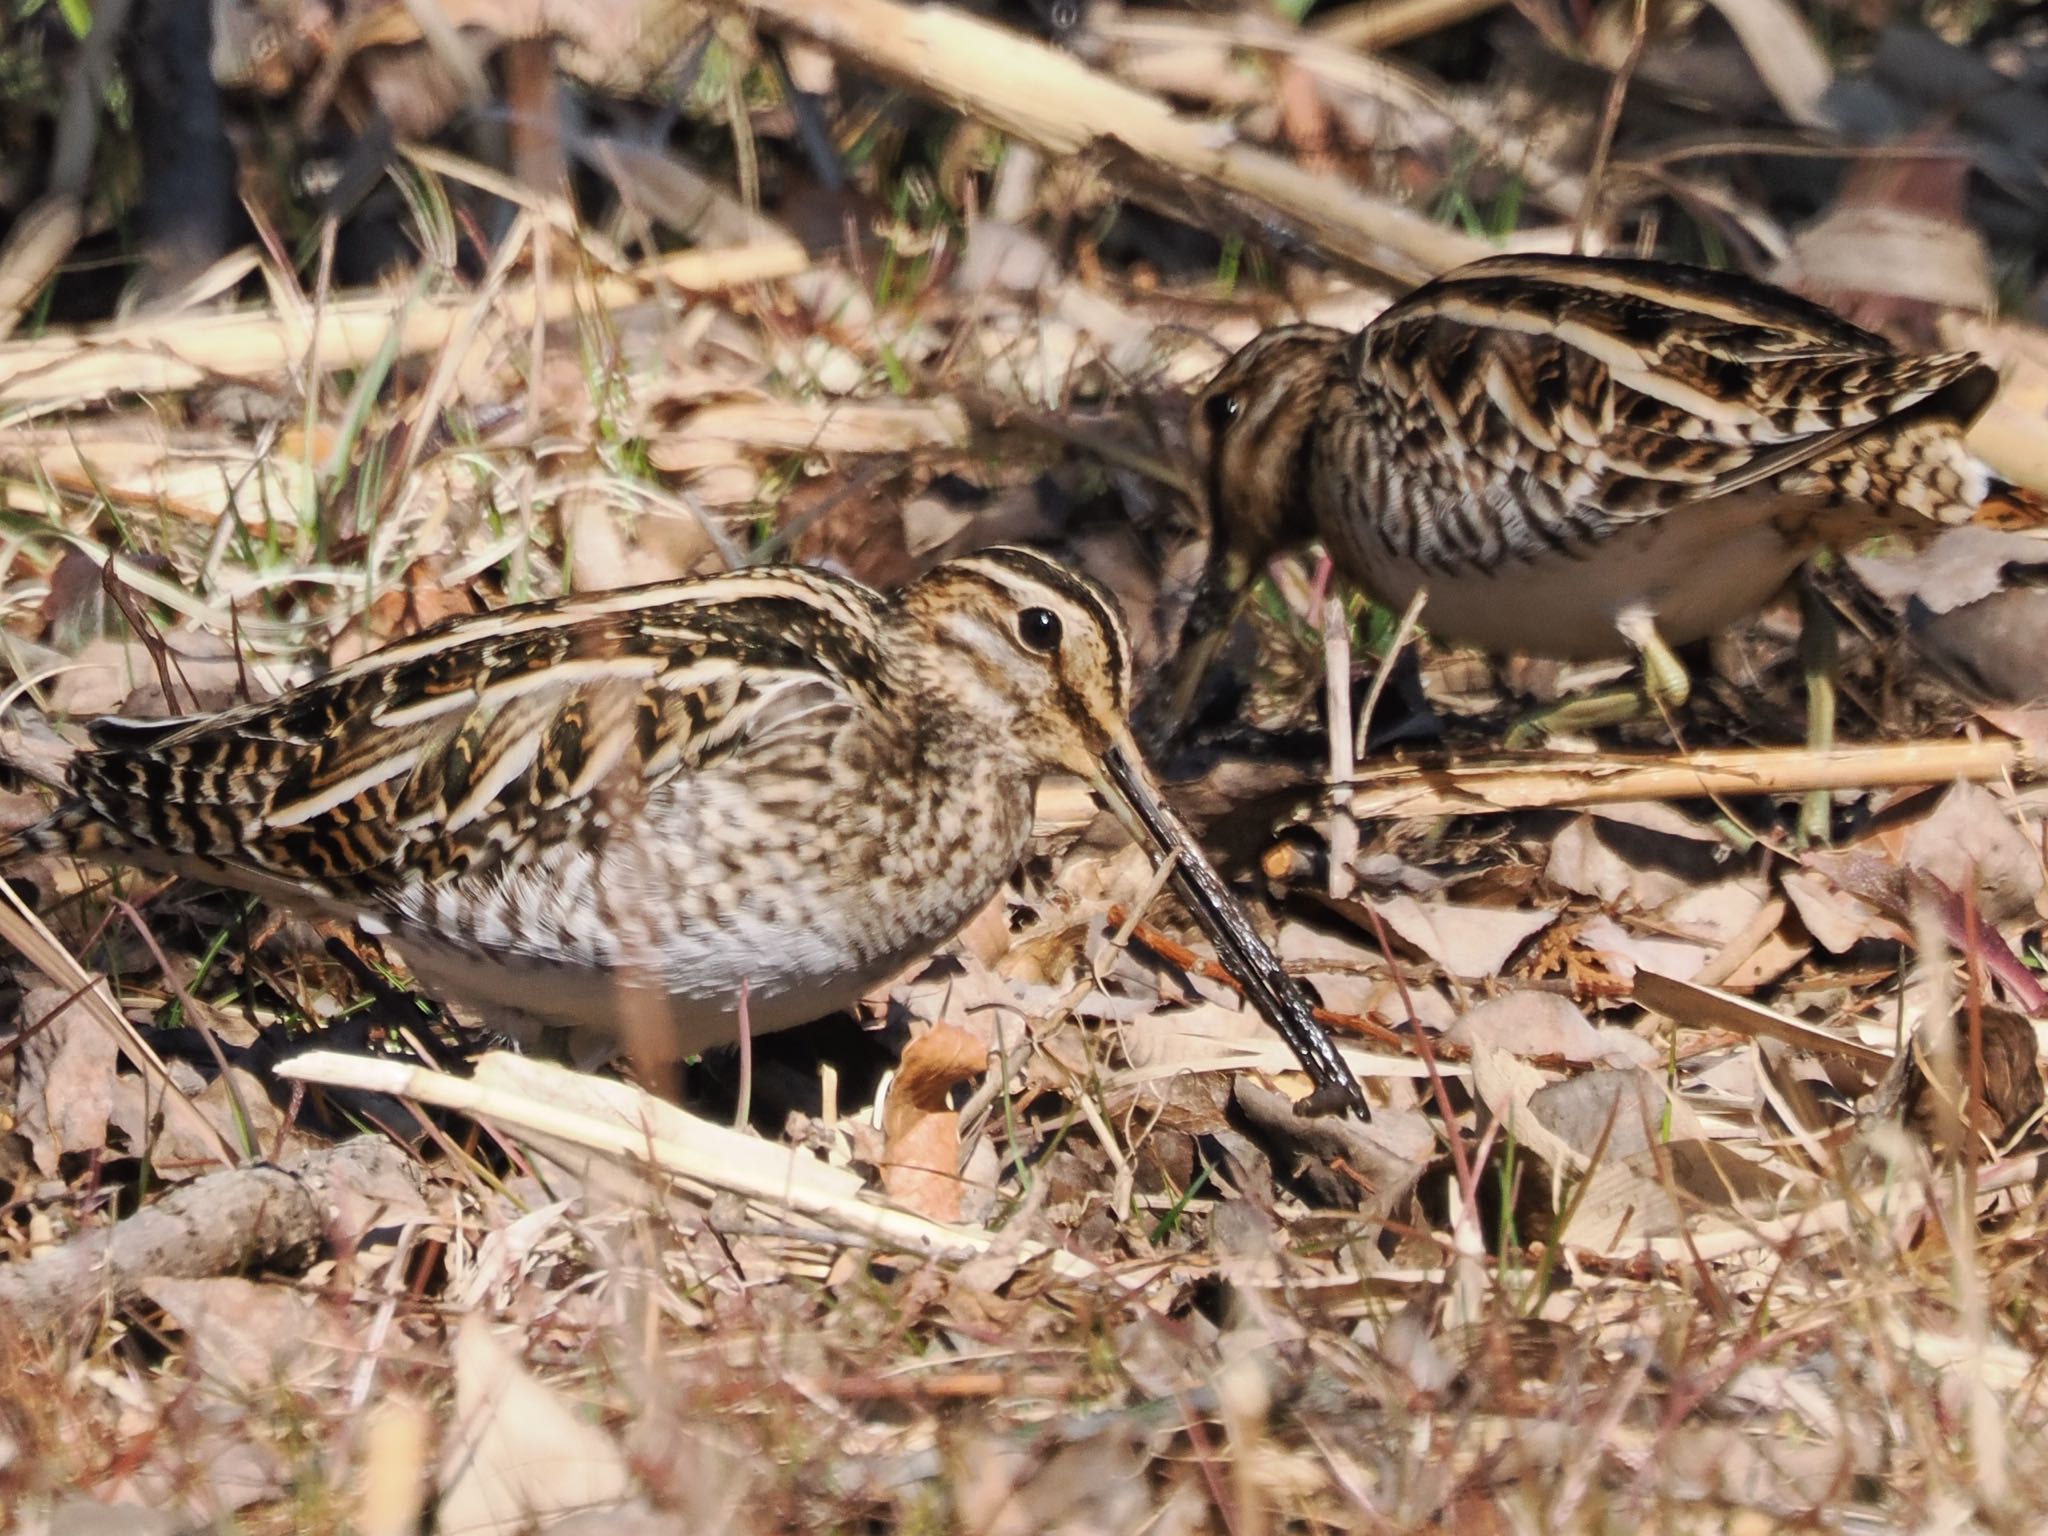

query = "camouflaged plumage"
[
  {"left": 2, "top": 546, "right": 1370, "bottom": 1112},
  {"left": 1179, "top": 253, "right": 1999, "bottom": 686}
]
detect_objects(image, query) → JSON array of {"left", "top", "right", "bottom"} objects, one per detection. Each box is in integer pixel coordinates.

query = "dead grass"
[{"left": 2, "top": 0, "right": 2048, "bottom": 1530}]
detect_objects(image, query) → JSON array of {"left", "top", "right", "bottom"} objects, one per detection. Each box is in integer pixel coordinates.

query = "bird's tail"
[{"left": 0, "top": 808, "right": 110, "bottom": 866}]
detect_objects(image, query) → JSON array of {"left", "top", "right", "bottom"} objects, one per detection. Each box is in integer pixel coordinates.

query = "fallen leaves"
[
  {"left": 14, "top": 984, "right": 118, "bottom": 1175},
  {"left": 879, "top": 1023, "right": 989, "bottom": 1222},
  {"left": 437, "top": 1317, "right": 639, "bottom": 1536}
]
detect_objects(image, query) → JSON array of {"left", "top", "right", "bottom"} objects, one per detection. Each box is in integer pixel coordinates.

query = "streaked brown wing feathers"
[
  {"left": 1361, "top": 257, "right": 1992, "bottom": 523},
  {"left": 62, "top": 575, "right": 875, "bottom": 899}
]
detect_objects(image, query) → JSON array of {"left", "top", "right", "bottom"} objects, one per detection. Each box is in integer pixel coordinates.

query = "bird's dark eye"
[
  {"left": 1017, "top": 606, "right": 1063, "bottom": 653},
  {"left": 1203, "top": 392, "right": 1243, "bottom": 435}
]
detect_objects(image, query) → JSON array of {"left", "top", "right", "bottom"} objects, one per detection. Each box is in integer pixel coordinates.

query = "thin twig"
[{"left": 1572, "top": 0, "right": 1648, "bottom": 253}]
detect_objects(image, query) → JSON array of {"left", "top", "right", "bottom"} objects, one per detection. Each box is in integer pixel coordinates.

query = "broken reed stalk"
[
  {"left": 719, "top": 0, "right": 1490, "bottom": 283},
  {"left": 1333, "top": 739, "right": 2035, "bottom": 819},
  {"left": 0, "top": 238, "right": 810, "bottom": 415},
  {"left": 1311, "top": 0, "right": 1511, "bottom": 48}
]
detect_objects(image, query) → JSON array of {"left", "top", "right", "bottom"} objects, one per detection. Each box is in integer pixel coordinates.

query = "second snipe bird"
[
  {"left": 1168, "top": 253, "right": 2000, "bottom": 738},
  {"left": 2, "top": 547, "right": 1367, "bottom": 1117}
]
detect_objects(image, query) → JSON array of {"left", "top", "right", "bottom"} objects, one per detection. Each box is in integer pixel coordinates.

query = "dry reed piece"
[
  {"left": 0, "top": 239, "right": 810, "bottom": 416},
  {"left": 1334, "top": 740, "right": 2035, "bottom": 819},
  {"left": 277, "top": 1049, "right": 1143, "bottom": 1291},
  {"left": 0, "top": 422, "right": 304, "bottom": 528},
  {"left": 1632, "top": 968, "right": 1896, "bottom": 1071},
  {"left": 644, "top": 398, "right": 973, "bottom": 473},
  {"left": 1310, "top": 0, "right": 1511, "bottom": 48},
  {"left": 725, "top": 0, "right": 1491, "bottom": 283},
  {"left": 1103, "top": 9, "right": 1588, "bottom": 219}
]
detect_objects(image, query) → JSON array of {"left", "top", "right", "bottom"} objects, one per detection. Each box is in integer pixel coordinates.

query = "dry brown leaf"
[
  {"left": 1446, "top": 992, "right": 1656, "bottom": 1068},
  {"left": 1850, "top": 526, "right": 2048, "bottom": 618},
  {"left": 1659, "top": 877, "right": 1772, "bottom": 946},
  {"left": 437, "top": 1316, "right": 640, "bottom": 1536},
  {"left": 1633, "top": 969, "right": 1895, "bottom": 1072},
  {"left": 109, "top": 1064, "right": 319, "bottom": 1176},
  {"left": 1573, "top": 913, "right": 1717, "bottom": 983},
  {"left": 1364, "top": 893, "right": 1559, "bottom": 978},
  {"left": 141, "top": 1276, "right": 349, "bottom": 1394},
  {"left": 879, "top": 1023, "right": 989, "bottom": 1223},
  {"left": 1773, "top": 140, "right": 1990, "bottom": 340},
  {"left": 1469, "top": 1043, "right": 1587, "bottom": 1185},
  {"left": 1716, "top": 926, "right": 1810, "bottom": 991},
  {"left": 15, "top": 983, "right": 120, "bottom": 1175},
  {"left": 951, "top": 895, "right": 1016, "bottom": 970},
  {"left": 947, "top": 1428, "right": 1156, "bottom": 1536},
  {"left": 1545, "top": 811, "right": 1713, "bottom": 911},
  {"left": 1570, "top": 1139, "right": 1790, "bottom": 1248},
  {"left": 1528, "top": 1069, "right": 1710, "bottom": 1163},
  {"left": 1277, "top": 920, "right": 1396, "bottom": 1019},
  {"left": 98, "top": 1413, "right": 291, "bottom": 1521},
  {"left": 1780, "top": 867, "right": 1902, "bottom": 954},
  {"left": 448, "top": 1200, "right": 579, "bottom": 1312},
  {"left": 1900, "top": 781, "right": 2043, "bottom": 925}
]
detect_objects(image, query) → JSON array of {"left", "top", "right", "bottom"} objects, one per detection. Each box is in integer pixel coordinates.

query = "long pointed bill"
[{"left": 1094, "top": 737, "right": 1371, "bottom": 1119}]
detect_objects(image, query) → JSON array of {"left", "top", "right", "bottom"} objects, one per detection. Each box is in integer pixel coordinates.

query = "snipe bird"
[
  {"left": 1167, "top": 253, "right": 2000, "bottom": 739},
  {"left": 1, "top": 548, "right": 1368, "bottom": 1117}
]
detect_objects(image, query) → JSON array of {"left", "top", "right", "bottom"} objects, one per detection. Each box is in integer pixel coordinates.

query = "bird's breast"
[
  {"left": 377, "top": 752, "right": 1041, "bottom": 1049},
  {"left": 1329, "top": 487, "right": 1816, "bottom": 657}
]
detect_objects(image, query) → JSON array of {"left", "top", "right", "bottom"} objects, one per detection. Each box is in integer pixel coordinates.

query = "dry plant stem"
[
  {"left": 1336, "top": 739, "right": 2036, "bottom": 819},
  {"left": 0, "top": 239, "right": 810, "bottom": 414},
  {"left": 1357, "top": 896, "right": 1481, "bottom": 1222},
  {"left": 814, "top": 1371, "right": 1077, "bottom": 1402},
  {"left": 1573, "top": 0, "right": 1648, "bottom": 253},
  {"left": 1687, "top": 895, "right": 1789, "bottom": 989},
  {"left": 1321, "top": 562, "right": 1360, "bottom": 902},
  {"left": 719, "top": 0, "right": 1489, "bottom": 283},
  {"left": 277, "top": 1051, "right": 1139, "bottom": 1290},
  {"left": 1310, "top": 0, "right": 1510, "bottom": 48},
  {"left": 0, "top": 0, "right": 134, "bottom": 339},
  {"left": 0, "top": 198, "right": 85, "bottom": 345},
  {"left": 1355, "top": 587, "right": 1427, "bottom": 762},
  {"left": 0, "top": 1138, "right": 411, "bottom": 1336},
  {"left": 1797, "top": 576, "right": 1839, "bottom": 845}
]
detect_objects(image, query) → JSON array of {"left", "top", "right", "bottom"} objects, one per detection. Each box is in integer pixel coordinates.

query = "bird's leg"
[
  {"left": 1142, "top": 543, "right": 1260, "bottom": 750},
  {"left": 1503, "top": 608, "right": 1689, "bottom": 746},
  {"left": 1797, "top": 570, "right": 1838, "bottom": 846},
  {"left": 1621, "top": 609, "right": 1694, "bottom": 720}
]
